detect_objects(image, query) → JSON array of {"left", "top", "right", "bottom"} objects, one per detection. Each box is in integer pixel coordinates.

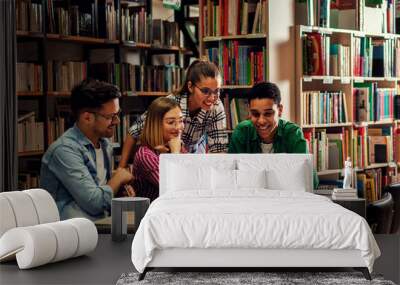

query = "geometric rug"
[{"left": 116, "top": 271, "right": 396, "bottom": 285}]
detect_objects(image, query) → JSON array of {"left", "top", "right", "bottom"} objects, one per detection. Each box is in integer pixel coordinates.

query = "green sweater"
[{"left": 228, "top": 119, "right": 319, "bottom": 189}]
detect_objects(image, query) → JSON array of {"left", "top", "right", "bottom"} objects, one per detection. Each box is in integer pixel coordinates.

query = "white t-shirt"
[
  {"left": 260, "top": 142, "right": 274, "bottom": 153},
  {"left": 95, "top": 148, "right": 107, "bottom": 186}
]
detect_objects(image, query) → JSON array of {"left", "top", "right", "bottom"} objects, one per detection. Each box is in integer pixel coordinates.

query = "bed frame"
[
  {"left": 139, "top": 248, "right": 371, "bottom": 280},
  {"left": 137, "top": 154, "right": 373, "bottom": 281}
]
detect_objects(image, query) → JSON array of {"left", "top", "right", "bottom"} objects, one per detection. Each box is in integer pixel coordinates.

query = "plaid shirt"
[{"left": 128, "top": 93, "right": 228, "bottom": 153}]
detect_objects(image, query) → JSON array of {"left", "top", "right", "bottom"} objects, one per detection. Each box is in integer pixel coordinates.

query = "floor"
[
  {"left": 1, "top": 234, "right": 398, "bottom": 285},
  {"left": 0, "top": 234, "right": 134, "bottom": 285}
]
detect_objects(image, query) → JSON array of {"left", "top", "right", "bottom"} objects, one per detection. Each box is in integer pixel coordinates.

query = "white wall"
[{"left": 268, "top": 0, "right": 296, "bottom": 121}]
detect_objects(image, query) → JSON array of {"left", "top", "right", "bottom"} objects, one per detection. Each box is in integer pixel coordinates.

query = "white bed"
[{"left": 131, "top": 154, "right": 380, "bottom": 280}]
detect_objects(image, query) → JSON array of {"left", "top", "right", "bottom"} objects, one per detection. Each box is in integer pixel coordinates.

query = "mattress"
[{"left": 131, "top": 189, "right": 380, "bottom": 273}]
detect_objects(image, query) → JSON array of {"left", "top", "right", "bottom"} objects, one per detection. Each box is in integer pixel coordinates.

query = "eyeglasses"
[
  {"left": 193, "top": 83, "right": 222, "bottom": 98},
  {"left": 91, "top": 109, "right": 122, "bottom": 121}
]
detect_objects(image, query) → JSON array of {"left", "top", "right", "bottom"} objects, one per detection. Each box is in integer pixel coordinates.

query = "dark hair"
[
  {"left": 248, "top": 81, "right": 281, "bottom": 105},
  {"left": 175, "top": 59, "right": 221, "bottom": 95},
  {"left": 70, "top": 79, "right": 121, "bottom": 118}
]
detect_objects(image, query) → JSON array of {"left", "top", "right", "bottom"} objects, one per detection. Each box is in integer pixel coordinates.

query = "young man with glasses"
[
  {"left": 40, "top": 79, "right": 134, "bottom": 220},
  {"left": 119, "top": 59, "right": 228, "bottom": 168}
]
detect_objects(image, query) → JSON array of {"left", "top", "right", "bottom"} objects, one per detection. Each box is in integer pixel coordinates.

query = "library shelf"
[
  {"left": 120, "top": 0, "right": 145, "bottom": 7},
  {"left": 46, "top": 34, "right": 119, "bottom": 45},
  {"left": 16, "top": 31, "right": 44, "bottom": 38},
  {"left": 353, "top": 77, "right": 398, "bottom": 82},
  {"left": 318, "top": 169, "right": 343, "bottom": 176},
  {"left": 47, "top": 92, "right": 71, "bottom": 97},
  {"left": 301, "top": 123, "right": 353, "bottom": 128},
  {"left": 221, "top": 85, "right": 253, "bottom": 89},
  {"left": 17, "top": 92, "right": 43, "bottom": 97},
  {"left": 298, "top": 25, "right": 400, "bottom": 39},
  {"left": 18, "top": 151, "right": 44, "bottom": 157},
  {"left": 354, "top": 119, "right": 397, "bottom": 127},
  {"left": 203, "top": 33, "right": 267, "bottom": 42},
  {"left": 135, "top": 92, "right": 169, "bottom": 97},
  {"left": 355, "top": 163, "right": 390, "bottom": 171},
  {"left": 121, "top": 41, "right": 190, "bottom": 54}
]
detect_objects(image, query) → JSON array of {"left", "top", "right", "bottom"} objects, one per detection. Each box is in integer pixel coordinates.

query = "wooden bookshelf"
[
  {"left": 302, "top": 123, "right": 353, "bottom": 128},
  {"left": 17, "top": 92, "right": 43, "bottom": 96},
  {"left": 16, "top": 31, "right": 44, "bottom": 38},
  {"left": 199, "top": 0, "right": 280, "bottom": 131},
  {"left": 47, "top": 91, "right": 71, "bottom": 97},
  {"left": 295, "top": 4, "right": 400, "bottom": 201},
  {"left": 18, "top": 151, "right": 44, "bottom": 157},
  {"left": 203, "top": 33, "right": 267, "bottom": 42},
  {"left": 222, "top": 85, "right": 253, "bottom": 89},
  {"left": 136, "top": 92, "right": 169, "bottom": 97},
  {"left": 318, "top": 169, "right": 343, "bottom": 176},
  {"left": 46, "top": 34, "right": 119, "bottom": 45}
]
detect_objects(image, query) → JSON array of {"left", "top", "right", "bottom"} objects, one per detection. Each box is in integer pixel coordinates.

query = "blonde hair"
[{"left": 140, "top": 97, "right": 181, "bottom": 149}]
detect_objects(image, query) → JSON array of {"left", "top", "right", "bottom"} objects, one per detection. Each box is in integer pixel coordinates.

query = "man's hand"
[
  {"left": 124, "top": 185, "right": 136, "bottom": 197},
  {"left": 108, "top": 168, "right": 134, "bottom": 194},
  {"left": 113, "top": 167, "right": 134, "bottom": 184}
]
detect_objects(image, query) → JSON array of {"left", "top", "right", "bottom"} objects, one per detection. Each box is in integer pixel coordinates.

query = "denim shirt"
[{"left": 40, "top": 124, "right": 113, "bottom": 220}]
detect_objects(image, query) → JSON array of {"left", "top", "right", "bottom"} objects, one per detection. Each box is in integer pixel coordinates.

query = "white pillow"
[
  {"left": 236, "top": 169, "right": 267, "bottom": 189},
  {"left": 167, "top": 163, "right": 212, "bottom": 191},
  {"left": 237, "top": 157, "right": 311, "bottom": 192},
  {"left": 212, "top": 168, "right": 237, "bottom": 190},
  {"left": 265, "top": 164, "right": 308, "bottom": 191}
]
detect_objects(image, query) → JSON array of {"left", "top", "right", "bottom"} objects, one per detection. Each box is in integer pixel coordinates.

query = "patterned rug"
[{"left": 116, "top": 271, "right": 395, "bottom": 285}]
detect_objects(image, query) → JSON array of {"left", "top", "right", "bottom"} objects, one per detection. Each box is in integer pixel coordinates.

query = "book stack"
[{"left": 332, "top": 188, "right": 358, "bottom": 200}]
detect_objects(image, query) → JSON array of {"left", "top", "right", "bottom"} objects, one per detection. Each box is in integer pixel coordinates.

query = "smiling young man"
[
  {"left": 228, "top": 81, "right": 318, "bottom": 188},
  {"left": 40, "top": 79, "right": 133, "bottom": 220}
]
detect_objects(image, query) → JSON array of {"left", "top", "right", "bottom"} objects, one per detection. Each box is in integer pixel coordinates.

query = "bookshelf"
[
  {"left": 15, "top": 0, "right": 195, "bottom": 188},
  {"left": 295, "top": 0, "right": 400, "bottom": 203},
  {"left": 198, "top": 0, "right": 268, "bottom": 130}
]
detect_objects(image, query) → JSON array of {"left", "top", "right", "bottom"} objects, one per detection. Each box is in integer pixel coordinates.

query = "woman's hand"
[{"left": 167, "top": 137, "right": 182, "bottom": 153}]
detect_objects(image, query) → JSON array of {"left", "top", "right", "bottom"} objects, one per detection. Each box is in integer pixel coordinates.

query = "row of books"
[
  {"left": 352, "top": 126, "right": 394, "bottom": 168},
  {"left": 120, "top": 64, "right": 184, "bottom": 93},
  {"left": 121, "top": 10, "right": 181, "bottom": 47},
  {"left": 16, "top": 63, "right": 43, "bottom": 92},
  {"left": 301, "top": 91, "right": 349, "bottom": 125},
  {"left": 302, "top": 32, "right": 351, "bottom": 76},
  {"left": 202, "top": 0, "right": 267, "bottom": 37},
  {"left": 121, "top": 7, "right": 149, "bottom": 43},
  {"left": 303, "top": 124, "right": 397, "bottom": 171},
  {"left": 90, "top": 63, "right": 184, "bottom": 93},
  {"left": 47, "top": 117, "right": 66, "bottom": 145},
  {"left": 206, "top": 42, "right": 267, "bottom": 85},
  {"left": 303, "top": 128, "right": 351, "bottom": 171},
  {"left": 47, "top": 61, "right": 87, "bottom": 92},
  {"left": 17, "top": 112, "right": 44, "bottom": 153},
  {"left": 222, "top": 96, "right": 249, "bottom": 130},
  {"left": 353, "top": 37, "right": 398, "bottom": 77},
  {"left": 356, "top": 168, "right": 387, "bottom": 203},
  {"left": 296, "top": 0, "right": 397, "bottom": 34},
  {"left": 16, "top": 0, "right": 42, "bottom": 32},
  {"left": 46, "top": 0, "right": 117, "bottom": 39},
  {"left": 18, "top": 173, "right": 40, "bottom": 190},
  {"left": 353, "top": 83, "right": 396, "bottom": 122},
  {"left": 18, "top": 61, "right": 185, "bottom": 94}
]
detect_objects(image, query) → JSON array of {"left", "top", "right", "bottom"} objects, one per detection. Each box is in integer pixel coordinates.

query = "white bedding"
[{"left": 131, "top": 190, "right": 380, "bottom": 273}]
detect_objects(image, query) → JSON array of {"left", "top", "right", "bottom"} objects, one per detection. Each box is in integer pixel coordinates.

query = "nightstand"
[{"left": 332, "top": 198, "right": 366, "bottom": 218}]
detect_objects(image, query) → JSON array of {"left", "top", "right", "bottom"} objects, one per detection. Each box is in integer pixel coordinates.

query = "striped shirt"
[
  {"left": 132, "top": 145, "right": 160, "bottom": 202},
  {"left": 128, "top": 93, "right": 228, "bottom": 153}
]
